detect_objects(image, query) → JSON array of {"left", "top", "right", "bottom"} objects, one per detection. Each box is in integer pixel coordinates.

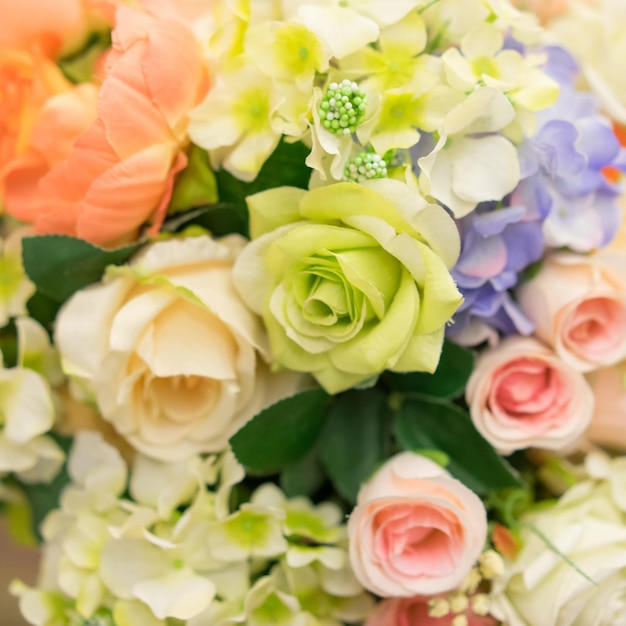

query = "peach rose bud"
[
  {"left": 348, "top": 452, "right": 487, "bottom": 598},
  {"left": 466, "top": 336, "right": 594, "bottom": 455},
  {"left": 516, "top": 252, "right": 626, "bottom": 372}
]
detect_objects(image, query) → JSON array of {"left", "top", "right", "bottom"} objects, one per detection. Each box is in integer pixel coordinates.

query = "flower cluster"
[
  {"left": 3, "top": 0, "right": 626, "bottom": 625},
  {"left": 13, "top": 432, "right": 373, "bottom": 626}
]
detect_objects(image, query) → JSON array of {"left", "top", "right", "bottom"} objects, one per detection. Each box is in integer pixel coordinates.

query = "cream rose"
[
  {"left": 466, "top": 336, "right": 594, "bottom": 454},
  {"left": 516, "top": 252, "right": 626, "bottom": 372},
  {"left": 491, "top": 473, "right": 626, "bottom": 626},
  {"left": 348, "top": 452, "right": 487, "bottom": 597},
  {"left": 55, "top": 235, "right": 300, "bottom": 461}
]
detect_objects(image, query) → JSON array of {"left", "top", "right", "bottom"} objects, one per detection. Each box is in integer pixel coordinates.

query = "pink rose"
[
  {"left": 365, "top": 597, "right": 497, "bottom": 626},
  {"left": 585, "top": 361, "right": 626, "bottom": 451},
  {"left": 516, "top": 252, "right": 626, "bottom": 372},
  {"left": 466, "top": 336, "right": 594, "bottom": 454},
  {"left": 348, "top": 452, "right": 487, "bottom": 598}
]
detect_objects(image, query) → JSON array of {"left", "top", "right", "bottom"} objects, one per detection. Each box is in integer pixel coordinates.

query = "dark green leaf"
[
  {"left": 230, "top": 389, "right": 329, "bottom": 474},
  {"left": 319, "top": 389, "right": 388, "bottom": 503},
  {"left": 280, "top": 447, "right": 326, "bottom": 498},
  {"left": 26, "top": 292, "right": 61, "bottom": 333},
  {"left": 162, "top": 203, "right": 249, "bottom": 238},
  {"left": 393, "top": 396, "right": 522, "bottom": 495},
  {"left": 384, "top": 340, "right": 474, "bottom": 399},
  {"left": 22, "top": 235, "right": 143, "bottom": 304},
  {"left": 215, "top": 139, "right": 311, "bottom": 215}
]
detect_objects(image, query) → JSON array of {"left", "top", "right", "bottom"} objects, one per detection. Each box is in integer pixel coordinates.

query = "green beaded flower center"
[
  {"left": 343, "top": 152, "right": 388, "bottom": 183},
  {"left": 319, "top": 79, "right": 367, "bottom": 135}
]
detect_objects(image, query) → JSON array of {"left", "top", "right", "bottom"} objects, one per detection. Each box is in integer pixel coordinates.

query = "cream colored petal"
[
  {"left": 295, "top": 6, "right": 378, "bottom": 59},
  {"left": 2, "top": 368, "right": 54, "bottom": 443},
  {"left": 55, "top": 277, "right": 135, "bottom": 379},
  {"left": 133, "top": 568, "right": 216, "bottom": 620},
  {"left": 109, "top": 289, "right": 178, "bottom": 354}
]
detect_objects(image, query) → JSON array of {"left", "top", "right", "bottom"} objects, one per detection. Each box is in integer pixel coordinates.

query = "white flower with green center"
[
  {"left": 281, "top": 0, "right": 426, "bottom": 59},
  {"left": 418, "top": 86, "right": 521, "bottom": 217},
  {"left": 340, "top": 11, "right": 428, "bottom": 91},
  {"left": 0, "top": 317, "right": 64, "bottom": 484},
  {"left": 208, "top": 503, "right": 288, "bottom": 561},
  {"left": 245, "top": 576, "right": 305, "bottom": 626},
  {"left": 0, "top": 227, "right": 35, "bottom": 328},
  {"left": 356, "top": 55, "right": 464, "bottom": 156},
  {"left": 441, "top": 22, "right": 558, "bottom": 117},
  {"left": 272, "top": 560, "right": 374, "bottom": 625},
  {"left": 244, "top": 21, "right": 330, "bottom": 92},
  {"left": 188, "top": 56, "right": 283, "bottom": 182},
  {"left": 233, "top": 179, "right": 462, "bottom": 394}
]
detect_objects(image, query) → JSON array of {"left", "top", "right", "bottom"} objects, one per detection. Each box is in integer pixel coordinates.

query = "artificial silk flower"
[
  {"left": 243, "top": 21, "right": 331, "bottom": 92},
  {"left": 233, "top": 179, "right": 462, "bottom": 394},
  {"left": 56, "top": 235, "right": 301, "bottom": 462},
  {"left": 339, "top": 11, "right": 428, "bottom": 91},
  {"left": 6, "top": 4, "right": 209, "bottom": 247},
  {"left": 348, "top": 452, "right": 488, "bottom": 597},
  {"left": 0, "top": 0, "right": 97, "bottom": 57},
  {"left": 0, "top": 316, "right": 64, "bottom": 484},
  {"left": 281, "top": 0, "right": 425, "bottom": 60},
  {"left": 466, "top": 336, "right": 594, "bottom": 454},
  {"left": 517, "top": 251, "right": 626, "bottom": 372},
  {"left": 189, "top": 55, "right": 287, "bottom": 182},
  {"left": 419, "top": 87, "right": 520, "bottom": 217},
  {"left": 490, "top": 472, "right": 626, "bottom": 626}
]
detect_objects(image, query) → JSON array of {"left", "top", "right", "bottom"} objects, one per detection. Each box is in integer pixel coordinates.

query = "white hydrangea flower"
[
  {"left": 418, "top": 86, "right": 520, "bottom": 217},
  {"left": 0, "top": 317, "right": 64, "bottom": 484}
]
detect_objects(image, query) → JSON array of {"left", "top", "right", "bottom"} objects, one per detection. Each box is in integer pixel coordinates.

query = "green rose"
[{"left": 233, "top": 179, "right": 462, "bottom": 393}]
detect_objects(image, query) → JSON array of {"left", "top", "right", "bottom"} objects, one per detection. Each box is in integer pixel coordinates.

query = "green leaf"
[
  {"left": 168, "top": 145, "right": 218, "bottom": 214},
  {"left": 393, "top": 396, "right": 522, "bottom": 495},
  {"left": 22, "top": 235, "right": 143, "bottom": 304},
  {"left": 230, "top": 389, "right": 329, "bottom": 474},
  {"left": 384, "top": 340, "right": 474, "bottom": 399},
  {"left": 280, "top": 447, "right": 326, "bottom": 498},
  {"left": 215, "top": 139, "right": 311, "bottom": 215},
  {"left": 319, "top": 389, "right": 388, "bottom": 503},
  {"left": 25, "top": 292, "right": 61, "bottom": 333},
  {"left": 162, "top": 203, "right": 249, "bottom": 238}
]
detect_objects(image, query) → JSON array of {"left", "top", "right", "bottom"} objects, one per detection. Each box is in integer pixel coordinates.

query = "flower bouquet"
[{"left": 2, "top": 0, "right": 626, "bottom": 624}]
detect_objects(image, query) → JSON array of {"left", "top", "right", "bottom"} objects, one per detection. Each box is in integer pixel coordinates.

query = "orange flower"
[
  {"left": 0, "top": 48, "right": 89, "bottom": 201},
  {"left": 0, "top": 0, "right": 96, "bottom": 58},
  {"left": 5, "top": 6, "right": 210, "bottom": 247}
]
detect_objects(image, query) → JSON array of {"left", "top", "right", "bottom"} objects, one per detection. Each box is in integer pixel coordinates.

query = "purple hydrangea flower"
[
  {"left": 513, "top": 46, "right": 626, "bottom": 252},
  {"left": 448, "top": 203, "right": 543, "bottom": 346}
]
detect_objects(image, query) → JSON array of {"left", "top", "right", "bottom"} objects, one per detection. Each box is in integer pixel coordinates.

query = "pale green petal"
[
  {"left": 313, "top": 367, "right": 372, "bottom": 395},
  {"left": 296, "top": 6, "right": 378, "bottom": 59},
  {"left": 99, "top": 537, "right": 171, "bottom": 600},
  {"left": 248, "top": 187, "right": 307, "bottom": 238},
  {"left": 133, "top": 568, "right": 216, "bottom": 620},
  {"left": 461, "top": 22, "right": 503, "bottom": 59},
  {"left": 391, "top": 326, "right": 445, "bottom": 373},
  {"left": 265, "top": 223, "right": 377, "bottom": 273},
  {"left": 414, "top": 242, "right": 463, "bottom": 334},
  {"left": 442, "top": 48, "right": 476, "bottom": 92},
  {"left": 443, "top": 87, "right": 515, "bottom": 136},
  {"left": 379, "top": 11, "right": 427, "bottom": 58},
  {"left": 328, "top": 269, "right": 419, "bottom": 375},
  {"left": 224, "top": 129, "right": 282, "bottom": 182},
  {"left": 68, "top": 431, "right": 127, "bottom": 495},
  {"left": 114, "top": 600, "right": 166, "bottom": 626}
]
